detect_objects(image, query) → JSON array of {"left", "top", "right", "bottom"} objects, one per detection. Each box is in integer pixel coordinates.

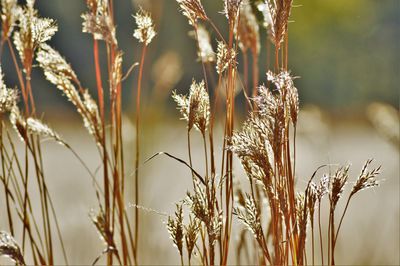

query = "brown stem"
[
  {"left": 6, "top": 40, "right": 27, "bottom": 113},
  {"left": 93, "top": 39, "right": 112, "bottom": 265},
  {"left": 332, "top": 195, "right": 352, "bottom": 265},
  {"left": 275, "top": 45, "right": 280, "bottom": 72},
  {"left": 318, "top": 200, "right": 324, "bottom": 266},
  {"left": 311, "top": 218, "right": 315, "bottom": 266},
  {"left": 134, "top": 44, "right": 147, "bottom": 263}
]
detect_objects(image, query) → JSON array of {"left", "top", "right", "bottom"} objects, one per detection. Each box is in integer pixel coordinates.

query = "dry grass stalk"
[{"left": 132, "top": 8, "right": 156, "bottom": 263}]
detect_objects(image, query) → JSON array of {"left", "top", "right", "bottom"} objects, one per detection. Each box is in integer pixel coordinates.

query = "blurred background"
[{"left": 0, "top": 0, "right": 399, "bottom": 265}]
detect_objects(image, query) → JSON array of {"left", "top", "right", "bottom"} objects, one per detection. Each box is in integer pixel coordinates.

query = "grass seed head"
[
  {"left": 82, "top": 89, "right": 102, "bottom": 142},
  {"left": 9, "top": 105, "right": 64, "bottom": 144},
  {"left": 173, "top": 79, "right": 210, "bottom": 134},
  {"left": 0, "top": 66, "right": 18, "bottom": 113},
  {"left": 351, "top": 159, "right": 380, "bottom": 197},
  {"left": 110, "top": 51, "right": 123, "bottom": 100},
  {"left": 307, "top": 182, "right": 318, "bottom": 218},
  {"left": 89, "top": 208, "right": 110, "bottom": 246},
  {"left": 167, "top": 204, "right": 184, "bottom": 257},
  {"left": 176, "top": 0, "right": 208, "bottom": 26},
  {"left": 9, "top": 106, "right": 27, "bottom": 142},
  {"left": 233, "top": 194, "right": 263, "bottom": 242},
  {"left": 1, "top": 0, "right": 20, "bottom": 40},
  {"left": 37, "top": 44, "right": 78, "bottom": 84},
  {"left": 330, "top": 165, "right": 350, "bottom": 208},
  {"left": 185, "top": 216, "right": 200, "bottom": 260},
  {"left": 133, "top": 8, "right": 156, "bottom": 46},
  {"left": 224, "top": 0, "right": 243, "bottom": 25},
  {"left": 26, "top": 117, "right": 63, "bottom": 144},
  {"left": 13, "top": 4, "right": 57, "bottom": 70},
  {"left": 216, "top": 41, "right": 237, "bottom": 74},
  {"left": 37, "top": 44, "right": 102, "bottom": 143},
  {"left": 317, "top": 174, "right": 329, "bottom": 201},
  {"left": 231, "top": 116, "right": 273, "bottom": 175}
]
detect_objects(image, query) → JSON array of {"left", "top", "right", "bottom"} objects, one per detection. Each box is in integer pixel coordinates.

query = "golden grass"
[{"left": 0, "top": 0, "right": 382, "bottom": 265}]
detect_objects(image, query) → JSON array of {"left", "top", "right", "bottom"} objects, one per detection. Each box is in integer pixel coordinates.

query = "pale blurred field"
[{"left": 1, "top": 108, "right": 398, "bottom": 265}]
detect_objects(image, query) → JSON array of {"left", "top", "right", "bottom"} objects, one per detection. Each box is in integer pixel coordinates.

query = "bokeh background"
[{"left": 0, "top": 0, "right": 399, "bottom": 265}]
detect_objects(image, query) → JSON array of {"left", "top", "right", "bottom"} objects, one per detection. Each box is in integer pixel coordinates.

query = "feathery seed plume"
[
  {"left": 133, "top": 8, "right": 156, "bottom": 46},
  {"left": 26, "top": 117, "right": 63, "bottom": 143},
  {"left": 89, "top": 208, "right": 109, "bottom": 246},
  {"left": 167, "top": 204, "right": 184, "bottom": 257},
  {"left": 37, "top": 44, "right": 78, "bottom": 84},
  {"left": 0, "top": 66, "right": 18, "bottom": 113},
  {"left": 185, "top": 216, "right": 199, "bottom": 261},
  {"left": 330, "top": 165, "right": 350, "bottom": 208},
  {"left": 176, "top": 0, "right": 208, "bottom": 26},
  {"left": 307, "top": 182, "right": 318, "bottom": 218},
  {"left": 317, "top": 174, "right": 329, "bottom": 201},
  {"left": 264, "top": 0, "right": 293, "bottom": 49},
  {"left": 13, "top": 4, "right": 57, "bottom": 69},
  {"left": 173, "top": 79, "right": 210, "bottom": 134},
  {"left": 351, "top": 159, "right": 380, "bottom": 196},
  {"left": 9, "top": 106, "right": 64, "bottom": 144},
  {"left": 216, "top": 41, "right": 237, "bottom": 74},
  {"left": 224, "top": 0, "right": 243, "bottom": 25},
  {"left": 37, "top": 45, "right": 102, "bottom": 141},
  {"left": 233, "top": 194, "right": 263, "bottom": 242}
]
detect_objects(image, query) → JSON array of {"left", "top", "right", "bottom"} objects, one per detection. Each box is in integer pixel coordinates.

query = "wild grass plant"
[{"left": 0, "top": 0, "right": 382, "bottom": 265}]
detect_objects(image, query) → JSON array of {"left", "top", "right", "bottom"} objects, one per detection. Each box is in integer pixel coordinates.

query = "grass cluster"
[{"left": 0, "top": 0, "right": 381, "bottom": 265}]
